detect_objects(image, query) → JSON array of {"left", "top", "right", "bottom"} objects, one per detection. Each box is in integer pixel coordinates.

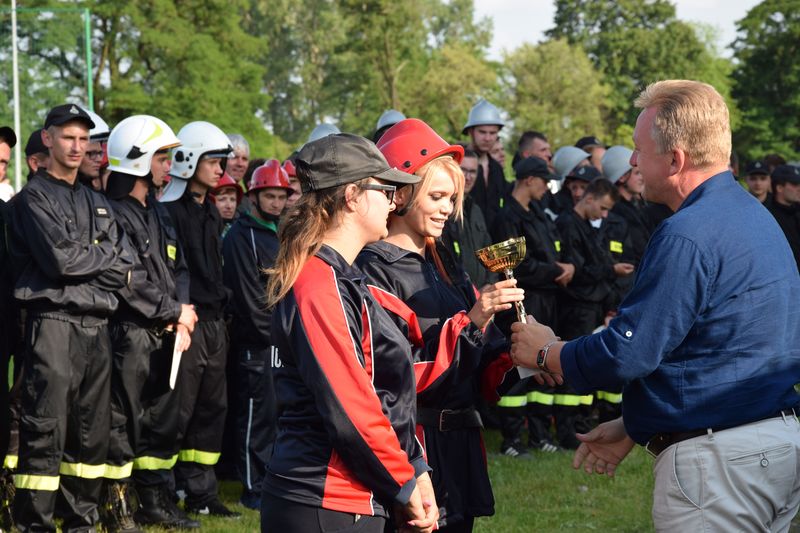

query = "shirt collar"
[{"left": 676, "top": 170, "right": 736, "bottom": 212}]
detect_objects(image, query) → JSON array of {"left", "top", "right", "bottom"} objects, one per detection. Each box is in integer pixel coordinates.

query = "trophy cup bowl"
[
  {"left": 476, "top": 237, "right": 539, "bottom": 377},
  {"left": 475, "top": 237, "right": 527, "bottom": 274}
]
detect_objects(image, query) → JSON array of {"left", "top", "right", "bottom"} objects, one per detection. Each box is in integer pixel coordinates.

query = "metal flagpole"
[{"left": 11, "top": 0, "right": 22, "bottom": 192}]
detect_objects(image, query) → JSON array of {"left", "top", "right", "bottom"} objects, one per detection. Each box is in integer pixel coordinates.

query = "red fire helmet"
[
  {"left": 211, "top": 172, "right": 243, "bottom": 202},
  {"left": 249, "top": 159, "right": 293, "bottom": 195},
  {"left": 376, "top": 118, "right": 464, "bottom": 175}
]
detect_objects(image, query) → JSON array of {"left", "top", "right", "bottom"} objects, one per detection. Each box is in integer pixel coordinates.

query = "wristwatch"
[{"left": 536, "top": 340, "right": 559, "bottom": 372}]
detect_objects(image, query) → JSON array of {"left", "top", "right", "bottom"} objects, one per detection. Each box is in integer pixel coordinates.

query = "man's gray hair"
[{"left": 227, "top": 133, "right": 250, "bottom": 157}]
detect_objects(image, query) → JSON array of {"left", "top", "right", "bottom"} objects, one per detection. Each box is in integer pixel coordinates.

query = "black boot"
[
  {"left": 0, "top": 468, "right": 14, "bottom": 531},
  {"left": 101, "top": 481, "right": 143, "bottom": 533},
  {"left": 134, "top": 484, "right": 200, "bottom": 530}
]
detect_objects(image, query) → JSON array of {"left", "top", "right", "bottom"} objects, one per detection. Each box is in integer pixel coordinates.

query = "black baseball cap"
[
  {"left": 571, "top": 165, "right": 602, "bottom": 182},
  {"left": 514, "top": 156, "right": 560, "bottom": 181},
  {"left": 771, "top": 164, "right": 800, "bottom": 185},
  {"left": 745, "top": 160, "right": 769, "bottom": 176},
  {"left": 0, "top": 126, "right": 16, "bottom": 148},
  {"left": 43, "top": 104, "right": 95, "bottom": 130},
  {"left": 296, "top": 133, "right": 420, "bottom": 193},
  {"left": 575, "top": 136, "right": 604, "bottom": 150},
  {"left": 25, "top": 129, "right": 48, "bottom": 157}
]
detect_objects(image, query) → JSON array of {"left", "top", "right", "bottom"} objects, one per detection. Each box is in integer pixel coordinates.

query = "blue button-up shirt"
[{"left": 561, "top": 171, "right": 800, "bottom": 444}]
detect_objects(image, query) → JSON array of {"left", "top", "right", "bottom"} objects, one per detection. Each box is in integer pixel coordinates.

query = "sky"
[{"left": 473, "top": 0, "right": 762, "bottom": 60}]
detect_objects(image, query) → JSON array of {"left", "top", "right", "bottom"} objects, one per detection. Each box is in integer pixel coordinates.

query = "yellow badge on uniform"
[
  {"left": 453, "top": 241, "right": 461, "bottom": 256},
  {"left": 610, "top": 241, "right": 623, "bottom": 253},
  {"left": 167, "top": 244, "right": 177, "bottom": 261},
  {"left": 554, "top": 240, "right": 561, "bottom": 252}
]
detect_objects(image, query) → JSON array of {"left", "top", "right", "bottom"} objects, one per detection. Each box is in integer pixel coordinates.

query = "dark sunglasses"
[{"left": 360, "top": 183, "right": 397, "bottom": 203}]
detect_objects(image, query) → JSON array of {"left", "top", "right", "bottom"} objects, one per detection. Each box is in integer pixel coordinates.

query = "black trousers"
[
  {"left": 261, "top": 492, "right": 385, "bottom": 533},
  {"left": 235, "top": 345, "right": 278, "bottom": 498},
  {"left": 13, "top": 314, "right": 111, "bottom": 532},
  {"left": 173, "top": 318, "right": 228, "bottom": 504},
  {"left": 108, "top": 323, "right": 181, "bottom": 487}
]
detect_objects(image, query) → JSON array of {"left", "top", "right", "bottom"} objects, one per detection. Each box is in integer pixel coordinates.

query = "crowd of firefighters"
[{"left": 0, "top": 95, "right": 798, "bottom": 533}]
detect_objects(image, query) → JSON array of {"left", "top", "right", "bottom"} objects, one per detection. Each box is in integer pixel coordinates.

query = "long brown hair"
[{"left": 265, "top": 181, "right": 365, "bottom": 308}]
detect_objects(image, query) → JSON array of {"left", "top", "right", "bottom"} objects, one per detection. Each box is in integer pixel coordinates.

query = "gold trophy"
[{"left": 476, "top": 237, "right": 538, "bottom": 377}]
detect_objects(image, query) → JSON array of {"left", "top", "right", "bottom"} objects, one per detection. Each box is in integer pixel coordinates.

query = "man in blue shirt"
[{"left": 510, "top": 80, "right": 800, "bottom": 531}]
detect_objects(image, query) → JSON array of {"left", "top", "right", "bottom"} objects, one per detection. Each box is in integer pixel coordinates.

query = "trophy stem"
[{"left": 503, "top": 268, "right": 527, "bottom": 324}]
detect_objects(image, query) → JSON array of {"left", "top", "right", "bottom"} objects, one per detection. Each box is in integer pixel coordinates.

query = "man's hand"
[
  {"left": 554, "top": 262, "right": 575, "bottom": 287},
  {"left": 510, "top": 315, "right": 557, "bottom": 369},
  {"left": 572, "top": 416, "right": 635, "bottom": 478},
  {"left": 467, "top": 279, "right": 525, "bottom": 330},
  {"left": 401, "top": 472, "right": 438, "bottom": 533},
  {"left": 613, "top": 263, "right": 635, "bottom": 277},
  {"left": 178, "top": 304, "right": 198, "bottom": 333},
  {"left": 175, "top": 324, "right": 192, "bottom": 352}
]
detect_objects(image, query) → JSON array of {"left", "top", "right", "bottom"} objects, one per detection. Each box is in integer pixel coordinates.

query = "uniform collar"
[{"left": 316, "top": 244, "right": 364, "bottom": 279}]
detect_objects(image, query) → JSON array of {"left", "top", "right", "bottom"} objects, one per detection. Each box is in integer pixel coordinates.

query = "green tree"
[
  {"left": 501, "top": 39, "right": 611, "bottom": 148},
  {"left": 732, "top": 0, "right": 800, "bottom": 161},
  {"left": 546, "top": 0, "right": 736, "bottom": 139}
]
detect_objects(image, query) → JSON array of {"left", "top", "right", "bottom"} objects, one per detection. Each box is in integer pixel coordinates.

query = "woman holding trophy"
[{"left": 357, "top": 119, "right": 524, "bottom": 532}]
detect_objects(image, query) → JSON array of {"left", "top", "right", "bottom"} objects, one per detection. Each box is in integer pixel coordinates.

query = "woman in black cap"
[{"left": 262, "top": 133, "right": 437, "bottom": 533}]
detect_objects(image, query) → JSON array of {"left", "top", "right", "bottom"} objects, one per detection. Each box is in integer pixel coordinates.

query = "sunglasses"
[{"left": 360, "top": 183, "right": 396, "bottom": 203}]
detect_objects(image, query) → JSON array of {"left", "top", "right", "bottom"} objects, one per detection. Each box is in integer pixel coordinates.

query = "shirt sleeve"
[
  {"left": 560, "top": 232, "right": 712, "bottom": 392},
  {"left": 222, "top": 226, "right": 273, "bottom": 346}
]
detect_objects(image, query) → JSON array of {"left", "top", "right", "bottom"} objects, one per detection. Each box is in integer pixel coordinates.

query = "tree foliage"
[
  {"left": 546, "top": 0, "right": 736, "bottom": 141},
  {"left": 732, "top": 0, "right": 800, "bottom": 161},
  {"left": 502, "top": 39, "right": 611, "bottom": 148},
  {"left": 2, "top": 0, "right": 794, "bottom": 168}
]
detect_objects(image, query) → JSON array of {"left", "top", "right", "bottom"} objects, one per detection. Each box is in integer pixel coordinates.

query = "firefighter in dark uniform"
[
  {"left": 262, "top": 133, "right": 435, "bottom": 533},
  {"left": 490, "top": 156, "right": 574, "bottom": 455},
  {"left": 363, "top": 119, "right": 525, "bottom": 531},
  {"left": 10, "top": 105, "right": 134, "bottom": 532},
  {"left": 462, "top": 99, "right": 509, "bottom": 228},
  {"left": 222, "top": 159, "right": 293, "bottom": 510},
  {"left": 0, "top": 126, "right": 17, "bottom": 528},
  {"left": 544, "top": 146, "right": 592, "bottom": 217},
  {"left": 553, "top": 179, "right": 634, "bottom": 448},
  {"left": 744, "top": 160, "right": 772, "bottom": 207},
  {"left": 768, "top": 165, "right": 800, "bottom": 271},
  {"left": 159, "top": 121, "right": 238, "bottom": 517},
  {"left": 102, "top": 115, "right": 201, "bottom": 531}
]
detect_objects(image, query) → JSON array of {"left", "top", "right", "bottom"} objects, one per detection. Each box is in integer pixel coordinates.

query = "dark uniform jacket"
[
  {"left": 163, "top": 191, "right": 229, "bottom": 319},
  {"left": 490, "top": 196, "right": 564, "bottom": 329},
  {"left": 469, "top": 156, "right": 508, "bottom": 228},
  {"left": 11, "top": 169, "right": 133, "bottom": 317},
  {"left": 222, "top": 213, "right": 279, "bottom": 348},
  {"left": 441, "top": 196, "right": 496, "bottom": 288},
  {"left": 357, "top": 240, "right": 504, "bottom": 525},
  {"left": 599, "top": 211, "right": 635, "bottom": 306},
  {"left": 556, "top": 209, "right": 616, "bottom": 305},
  {"left": 110, "top": 194, "right": 188, "bottom": 327},
  {"left": 611, "top": 197, "right": 651, "bottom": 265},
  {"left": 265, "top": 245, "right": 425, "bottom": 517},
  {"left": 768, "top": 201, "right": 800, "bottom": 271}
]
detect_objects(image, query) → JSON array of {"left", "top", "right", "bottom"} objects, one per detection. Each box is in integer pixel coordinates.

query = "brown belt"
[{"left": 645, "top": 408, "right": 798, "bottom": 458}]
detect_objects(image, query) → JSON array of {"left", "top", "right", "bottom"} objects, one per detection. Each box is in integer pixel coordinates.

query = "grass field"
[{"left": 159, "top": 429, "right": 656, "bottom": 533}]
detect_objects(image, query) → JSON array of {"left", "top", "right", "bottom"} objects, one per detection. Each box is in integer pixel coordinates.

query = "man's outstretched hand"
[{"left": 572, "top": 416, "right": 636, "bottom": 478}]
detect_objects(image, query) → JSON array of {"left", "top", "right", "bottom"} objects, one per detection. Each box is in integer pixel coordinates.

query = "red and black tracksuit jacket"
[
  {"left": 264, "top": 244, "right": 427, "bottom": 517},
  {"left": 357, "top": 240, "right": 511, "bottom": 527}
]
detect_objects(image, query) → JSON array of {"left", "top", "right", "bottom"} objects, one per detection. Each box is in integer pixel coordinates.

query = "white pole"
[{"left": 11, "top": 0, "right": 22, "bottom": 192}]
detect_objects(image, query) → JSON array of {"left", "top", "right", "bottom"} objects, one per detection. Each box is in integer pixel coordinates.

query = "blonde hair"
[
  {"left": 265, "top": 182, "right": 363, "bottom": 308},
  {"left": 634, "top": 80, "right": 731, "bottom": 169},
  {"left": 407, "top": 155, "right": 465, "bottom": 222}
]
